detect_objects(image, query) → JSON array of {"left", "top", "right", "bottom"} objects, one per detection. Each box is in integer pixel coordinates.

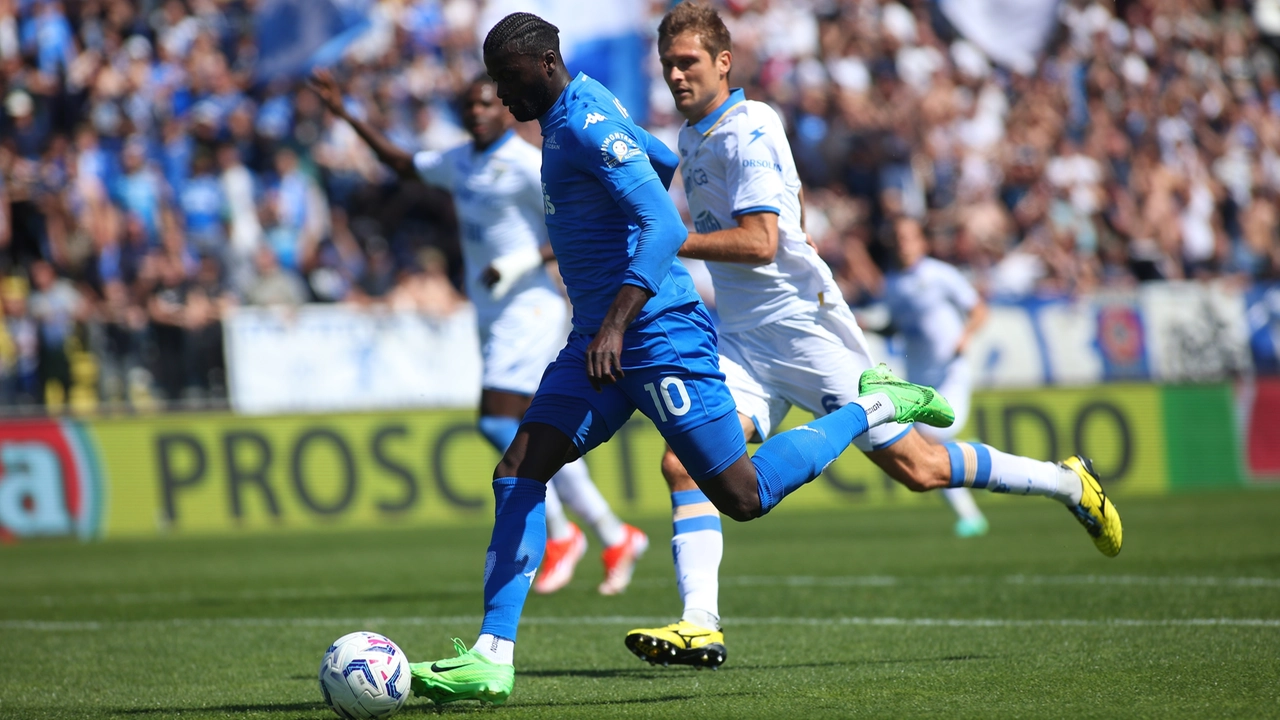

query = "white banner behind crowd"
[
  {"left": 224, "top": 282, "right": 1253, "bottom": 414},
  {"left": 225, "top": 305, "right": 483, "bottom": 414},
  {"left": 939, "top": 0, "right": 1061, "bottom": 75}
]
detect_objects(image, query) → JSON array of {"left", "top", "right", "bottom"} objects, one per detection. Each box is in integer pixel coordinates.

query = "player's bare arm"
[
  {"left": 308, "top": 68, "right": 417, "bottom": 179},
  {"left": 677, "top": 211, "right": 778, "bottom": 264},
  {"left": 955, "top": 297, "right": 989, "bottom": 356}
]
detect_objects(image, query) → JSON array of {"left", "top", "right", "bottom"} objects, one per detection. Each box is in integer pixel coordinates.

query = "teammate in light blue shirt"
[{"left": 406, "top": 12, "right": 954, "bottom": 706}]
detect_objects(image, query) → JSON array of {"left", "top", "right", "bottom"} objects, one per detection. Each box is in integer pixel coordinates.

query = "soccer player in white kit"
[
  {"left": 624, "top": 2, "right": 1122, "bottom": 669},
  {"left": 883, "top": 216, "right": 990, "bottom": 539},
  {"left": 309, "top": 70, "right": 647, "bottom": 595}
]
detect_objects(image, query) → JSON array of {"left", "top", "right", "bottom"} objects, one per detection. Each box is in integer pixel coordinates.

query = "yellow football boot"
[
  {"left": 624, "top": 620, "right": 725, "bottom": 669},
  {"left": 1062, "top": 455, "right": 1122, "bottom": 557}
]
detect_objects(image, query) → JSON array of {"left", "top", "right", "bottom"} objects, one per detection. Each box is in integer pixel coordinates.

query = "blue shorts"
[{"left": 523, "top": 302, "right": 746, "bottom": 479}]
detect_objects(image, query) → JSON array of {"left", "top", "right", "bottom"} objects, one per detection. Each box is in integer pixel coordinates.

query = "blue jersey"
[{"left": 538, "top": 73, "right": 700, "bottom": 334}]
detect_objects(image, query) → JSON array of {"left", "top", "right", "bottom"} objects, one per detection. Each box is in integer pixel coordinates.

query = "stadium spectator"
[{"left": 0, "top": 0, "right": 1279, "bottom": 412}]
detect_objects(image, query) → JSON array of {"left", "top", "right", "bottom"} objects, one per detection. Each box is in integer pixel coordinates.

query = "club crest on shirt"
[{"left": 599, "top": 132, "right": 642, "bottom": 168}]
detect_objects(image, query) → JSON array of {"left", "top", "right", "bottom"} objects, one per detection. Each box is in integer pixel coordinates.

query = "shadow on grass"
[
  {"left": 117, "top": 701, "right": 326, "bottom": 715},
  {"left": 395, "top": 693, "right": 755, "bottom": 713},
  {"left": 519, "top": 653, "right": 995, "bottom": 679}
]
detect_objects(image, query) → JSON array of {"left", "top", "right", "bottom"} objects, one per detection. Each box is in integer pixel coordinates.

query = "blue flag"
[{"left": 255, "top": 0, "right": 372, "bottom": 81}]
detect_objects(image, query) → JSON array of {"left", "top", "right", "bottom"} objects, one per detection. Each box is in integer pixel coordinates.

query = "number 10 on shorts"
[{"left": 644, "top": 377, "right": 692, "bottom": 422}]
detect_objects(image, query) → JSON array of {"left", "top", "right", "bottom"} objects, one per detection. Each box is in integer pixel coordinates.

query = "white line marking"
[
  {"left": 3, "top": 616, "right": 1278, "bottom": 632},
  {"left": 9, "top": 575, "right": 1278, "bottom": 608}
]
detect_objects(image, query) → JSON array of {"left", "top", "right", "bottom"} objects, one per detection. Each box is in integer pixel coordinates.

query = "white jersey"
[
  {"left": 413, "top": 130, "right": 557, "bottom": 326},
  {"left": 883, "top": 256, "right": 980, "bottom": 388},
  {"left": 677, "top": 89, "right": 838, "bottom": 333}
]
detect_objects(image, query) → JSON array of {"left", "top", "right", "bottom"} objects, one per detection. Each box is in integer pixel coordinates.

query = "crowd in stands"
[{"left": 0, "top": 0, "right": 1276, "bottom": 410}]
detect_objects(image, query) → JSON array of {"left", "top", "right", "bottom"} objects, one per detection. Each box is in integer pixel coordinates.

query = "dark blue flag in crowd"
[{"left": 255, "top": 0, "right": 372, "bottom": 81}]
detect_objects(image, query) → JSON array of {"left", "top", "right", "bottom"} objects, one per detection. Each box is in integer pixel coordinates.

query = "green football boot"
[
  {"left": 409, "top": 638, "right": 514, "bottom": 706},
  {"left": 858, "top": 363, "right": 955, "bottom": 428}
]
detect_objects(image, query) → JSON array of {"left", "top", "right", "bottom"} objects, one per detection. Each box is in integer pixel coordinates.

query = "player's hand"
[
  {"left": 480, "top": 264, "right": 500, "bottom": 289},
  {"left": 307, "top": 69, "right": 345, "bottom": 114},
  {"left": 585, "top": 328, "right": 625, "bottom": 391}
]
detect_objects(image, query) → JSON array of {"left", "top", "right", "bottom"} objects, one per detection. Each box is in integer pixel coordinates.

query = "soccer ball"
[{"left": 318, "top": 631, "right": 412, "bottom": 719}]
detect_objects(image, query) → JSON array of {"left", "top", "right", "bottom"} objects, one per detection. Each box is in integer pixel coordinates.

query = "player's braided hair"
[{"left": 483, "top": 12, "right": 560, "bottom": 57}]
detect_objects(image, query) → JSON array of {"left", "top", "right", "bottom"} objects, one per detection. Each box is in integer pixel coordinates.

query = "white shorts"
[
  {"left": 719, "top": 303, "right": 911, "bottom": 451},
  {"left": 478, "top": 286, "right": 569, "bottom": 396},
  {"left": 913, "top": 359, "right": 972, "bottom": 444}
]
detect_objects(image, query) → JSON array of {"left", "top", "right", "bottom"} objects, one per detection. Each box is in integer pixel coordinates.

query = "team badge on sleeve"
[{"left": 600, "top": 132, "right": 643, "bottom": 167}]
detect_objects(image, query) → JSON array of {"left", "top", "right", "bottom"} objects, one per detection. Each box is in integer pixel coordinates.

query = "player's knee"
[{"left": 716, "top": 489, "right": 763, "bottom": 522}]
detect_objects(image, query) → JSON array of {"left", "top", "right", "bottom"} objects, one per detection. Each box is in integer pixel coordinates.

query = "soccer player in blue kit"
[
  {"left": 405, "top": 12, "right": 956, "bottom": 706},
  {"left": 309, "top": 70, "right": 649, "bottom": 596}
]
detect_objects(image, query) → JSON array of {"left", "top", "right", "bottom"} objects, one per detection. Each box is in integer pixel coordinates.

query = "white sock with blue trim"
[
  {"left": 943, "top": 442, "right": 1082, "bottom": 505},
  {"left": 670, "top": 489, "right": 722, "bottom": 630}
]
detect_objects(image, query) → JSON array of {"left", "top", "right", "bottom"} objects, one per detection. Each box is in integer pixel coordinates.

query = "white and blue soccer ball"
[{"left": 318, "top": 631, "right": 411, "bottom": 719}]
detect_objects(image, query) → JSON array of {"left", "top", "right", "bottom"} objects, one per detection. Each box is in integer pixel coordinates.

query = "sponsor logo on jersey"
[
  {"left": 599, "top": 132, "right": 642, "bottom": 168},
  {"left": 583, "top": 112, "right": 606, "bottom": 128},
  {"left": 748, "top": 125, "right": 767, "bottom": 145},
  {"left": 742, "top": 158, "right": 782, "bottom": 172},
  {"left": 694, "top": 210, "right": 722, "bottom": 233},
  {"left": 544, "top": 132, "right": 559, "bottom": 150}
]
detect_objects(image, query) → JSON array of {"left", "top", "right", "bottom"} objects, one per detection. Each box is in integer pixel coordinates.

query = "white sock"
[
  {"left": 551, "top": 459, "right": 626, "bottom": 547},
  {"left": 855, "top": 392, "right": 895, "bottom": 426},
  {"left": 946, "top": 442, "right": 1082, "bottom": 505},
  {"left": 942, "top": 487, "right": 984, "bottom": 521},
  {"left": 473, "top": 633, "right": 514, "bottom": 665},
  {"left": 543, "top": 483, "right": 572, "bottom": 541},
  {"left": 671, "top": 490, "right": 722, "bottom": 630}
]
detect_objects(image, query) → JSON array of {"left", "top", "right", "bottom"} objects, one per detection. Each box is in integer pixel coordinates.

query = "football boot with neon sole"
[
  {"left": 533, "top": 522, "right": 586, "bottom": 594},
  {"left": 409, "top": 639, "right": 514, "bottom": 706},
  {"left": 598, "top": 524, "right": 648, "bottom": 595},
  {"left": 625, "top": 620, "right": 726, "bottom": 669},
  {"left": 858, "top": 364, "right": 955, "bottom": 428},
  {"left": 1061, "top": 455, "right": 1122, "bottom": 557},
  {"left": 954, "top": 515, "right": 989, "bottom": 538}
]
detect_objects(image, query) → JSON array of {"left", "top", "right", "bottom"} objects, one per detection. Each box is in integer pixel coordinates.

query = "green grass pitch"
[{"left": 2, "top": 490, "right": 1278, "bottom": 719}]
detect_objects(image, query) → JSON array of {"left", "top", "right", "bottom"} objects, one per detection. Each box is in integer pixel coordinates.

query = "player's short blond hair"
[{"left": 658, "top": 1, "right": 732, "bottom": 59}]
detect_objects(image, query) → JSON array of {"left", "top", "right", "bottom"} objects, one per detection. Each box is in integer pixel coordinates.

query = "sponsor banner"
[
  {"left": 0, "top": 419, "right": 103, "bottom": 541},
  {"left": 0, "top": 383, "right": 1245, "bottom": 542},
  {"left": 224, "top": 305, "right": 483, "bottom": 415},
  {"left": 906, "top": 281, "right": 1253, "bottom": 389},
  {"left": 1239, "top": 378, "right": 1280, "bottom": 480}
]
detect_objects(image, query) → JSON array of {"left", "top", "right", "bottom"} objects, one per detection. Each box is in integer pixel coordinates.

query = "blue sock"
[
  {"left": 944, "top": 442, "right": 993, "bottom": 489},
  {"left": 751, "top": 403, "right": 868, "bottom": 514},
  {"left": 479, "top": 477, "right": 547, "bottom": 643},
  {"left": 478, "top": 415, "right": 521, "bottom": 453}
]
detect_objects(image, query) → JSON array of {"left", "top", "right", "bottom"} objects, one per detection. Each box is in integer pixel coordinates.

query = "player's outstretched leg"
[
  {"left": 859, "top": 366, "right": 1122, "bottom": 556},
  {"left": 746, "top": 365, "right": 952, "bottom": 517}
]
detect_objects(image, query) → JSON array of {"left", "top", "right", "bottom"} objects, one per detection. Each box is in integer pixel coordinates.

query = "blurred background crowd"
[{"left": 0, "top": 0, "right": 1277, "bottom": 411}]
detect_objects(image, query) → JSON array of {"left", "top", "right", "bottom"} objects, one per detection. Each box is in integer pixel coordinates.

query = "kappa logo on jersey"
[
  {"left": 583, "top": 112, "right": 606, "bottom": 129},
  {"left": 544, "top": 132, "right": 559, "bottom": 150},
  {"left": 599, "top": 132, "right": 642, "bottom": 168}
]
